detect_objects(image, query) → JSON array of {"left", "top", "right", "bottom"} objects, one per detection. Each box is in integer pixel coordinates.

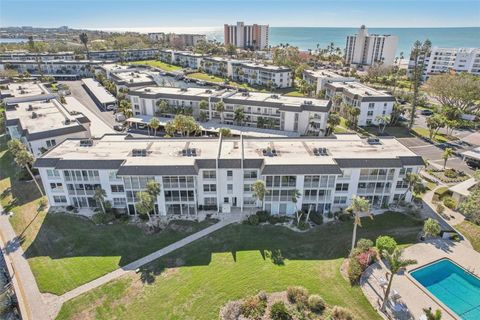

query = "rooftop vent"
[
  {"left": 262, "top": 147, "right": 278, "bottom": 157},
  {"left": 313, "top": 147, "right": 328, "bottom": 156},
  {"left": 180, "top": 88, "right": 188, "bottom": 92},
  {"left": 364, "top": 91, "right": 371, "bottom": 95},
  {"left": 31, "top": 112, "right": 38, "bottom": 119},
  {"left": 205, "top": 89, "right": 212, "bottom": 93},
  {"left": 270, "top": 94, "right": 279, "bottom": 99},
  {"left": 132, "top": 148, "right": 147, "bottom": 157},
  {"left": 144, "top": 88, "right": 151, "bottom": 92},
  {"left": 64, "top": 119, "right": 71, "bottom": 125},
  {"left": 180, "top": 148, "right": 197, "bottom": 157},
  {"left": 304, "top": 100, "right": 313, "bottom": 105},
  {"left": 79, "top": 139, "right": 93, "bottom": 147},
  {"left": 27, "top": 104, "right": 33, "bottom": 111},
  {"left": 241, "top": 92, "right": 250, "bottom": 97},
  {"left": 367, "top": 137, "right": 381, "bottom": 145}
]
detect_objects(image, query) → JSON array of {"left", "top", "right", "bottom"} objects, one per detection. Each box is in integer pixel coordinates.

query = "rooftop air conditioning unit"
[
  {"left": 31, "top": 112, "right": 38, "bottom": 119},
  {"left": 27, "top": 104, "right": 33, "bottom": 111}
]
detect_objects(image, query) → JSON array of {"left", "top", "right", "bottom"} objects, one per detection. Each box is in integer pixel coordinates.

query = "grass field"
[
  {"left": 187, "top": 72, "right": 225, "bottom": 83},
  {"left": 411, "top": 127, "right": 453, "bottom": 143},
  {"left": 130, "top": 60, "right": 182, "bottom": 72},
  {"left": 456, "top": 221, "right": 480, "bottom": 252},
  {"left": 56, "top": 212, "right": 423, "bottom": 320},
  {"left": 0, "top": 135, "right": 215, "bottom": 295}
]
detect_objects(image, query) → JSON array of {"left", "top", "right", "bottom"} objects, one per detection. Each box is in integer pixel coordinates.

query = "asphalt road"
[{"left": 59, "top": 80, "right": 117, "bottom": 128}]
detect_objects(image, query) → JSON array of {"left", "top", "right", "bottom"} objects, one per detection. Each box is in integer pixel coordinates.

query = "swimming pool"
[{"left": 410, "top": 259, "right": 480, "bottom": 320}]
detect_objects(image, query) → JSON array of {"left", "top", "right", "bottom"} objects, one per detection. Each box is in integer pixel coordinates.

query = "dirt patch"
[{"left": 340, "top": 258, "right": 350, "bottom": 282}]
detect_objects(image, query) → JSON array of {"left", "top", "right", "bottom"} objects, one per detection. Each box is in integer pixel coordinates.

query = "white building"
[
  {"left": 3, "top": 82, "right": 91, "bottom": 157},
  {"left": 345, "top": 25, "right": 398, "bottom": 67},
  {"left": 0, "top": 60, "right": 103, "bottom": 79},
  {"left": 235, "top": 62, "right": 292, "bottom": 88},
  {"left": 302, "top": 69, "right": 357, "bottom": 93},
  {"left": 81, "top": 78, "right": 117, "bottom": 110},
  {"left": 129, "top": 86, "right": 330, "bottom": 135},
  {"left": 174, "top": 52, "right": 206, "bottom": 69},
  {"left": 224, "top": 22, "right": 269, "bottom": 50},
  {"left": 0, "top": 51, "right": 75, "bottom": 61},
  {"left": 34, "top": 134, "right": 424, "bottom": 216},
  {"left": 88, "top": 49, "right": 158, "bottom": 62},
  {"left": 97, "top": 64, "right": 157, "bottom": 92},
  {"left": 408, "top": 47, "right": 480, "bottom": 80},
  {"left": 202, "top": 57, "right": 249, "bottom": 78},
  {"left": 325, "top": 82, "right": 395, "bottom": 126}
]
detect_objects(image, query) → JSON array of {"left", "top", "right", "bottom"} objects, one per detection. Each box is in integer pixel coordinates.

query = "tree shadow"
[{"left": 4, "top": 235, "right": 26, "bottom": 254}]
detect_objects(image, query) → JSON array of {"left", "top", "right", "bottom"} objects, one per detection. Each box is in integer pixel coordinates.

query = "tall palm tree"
[
  {"left": 94, "top": 187, "right": 107, "bottom": 213},
  {"left": 326, "top": 112, "right": 341, "bottom": 136},
  {"left": 215, "top": 101, "right": 225, "bottom": 123},
  {"left": 347, "top": 196, "right": 372, "bottom": 252},
  {"left": 79, "top": 32, "right": 89, "bottom": 60},
  {"left": 14, "top": 150, "right": 44, "bottom": 196},
  {"left": 442, "top": 148, "right": 454, "bottom": 169},
  {"left": 156, "top": 100, "right": 169, "bottom": 117},
  {"left": 149, "top": 118, "right": 160, "bottom": 137},
  {"left": 291, "top": 189, "right": 302, "bottom": 222},
  {"left": 409, "top": 39, "right": 431, "bottom": 129},
  {"left": 28, "top": 36, "right": 43, "bottom": 77},
  {"left": 233, "top": 107, "right": 245, "bottom": 126},
  {"left": 380, "top": 248, "right": 417, "bottom": 311},
  {"left": 251, "top": 180, "right": 267, "bottom": 209}
]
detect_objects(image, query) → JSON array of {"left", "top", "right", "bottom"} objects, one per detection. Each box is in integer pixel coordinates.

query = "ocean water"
[{"left": 204, "top": 27, "right": 480, "bottom": 55}]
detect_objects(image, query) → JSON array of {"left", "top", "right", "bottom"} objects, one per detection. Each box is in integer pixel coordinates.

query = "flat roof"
[
  {"left": 241, "top": 62, "right": 291, "bottom": 72},
  {"left": 4, "top": 82, "right": 47, "bottom": 98},
  {"left": 449, "top": 178, "right": 478, "bottom": 197},
  {"left": 37, "top": 134, "right": 422, "bottom": 171},
  {"left": 5, "top": 99, "right": 87, "bottom": 139},
  {"left": 304, "top": 69, "right": 357, "bottom": 80},
  {"left": 111, "top": 70, "right": 155, "bottom": 85},
  {"left": 326, "top": 81, "right": 393, "bottom": 98},
  {"left": 81, "top": 78, "right": 117, "bottom": 104}
]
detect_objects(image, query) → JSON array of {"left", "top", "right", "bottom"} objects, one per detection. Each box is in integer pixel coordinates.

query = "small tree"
[
  {"left": 251, "top": 180, "right": 267, "bottom": 209},
  {"left": 218, "top": 128, "right": 232, "bottom": 137},
  {"left": 135, "top": 191, "right": 154, "bottom": 224},
  {"left": 94, "top": 187, "right": 107, "bottom": 213},
  {"left": 442, "top": 148, "right": 454, "bottom": 169},
  {"left": 348, "top": 196, "right": 372, "bottom": 253},
  {"left": 426, "top": 114, "right": 445, "bottom": 140},
  {"left": 149, "top": 117, "right": 160, "bottom": 137},
  {"left": 13, "top": 149, "right": 44, "bottom": 196},
  {"left": 423, "top": 218, "right": 441, "bottom": 237},
  {"left": 422, "top": 308, "right": 442, "bottom": 320},
  {"left": 381, "top": 248, "right": 417, "bottom": 311}
]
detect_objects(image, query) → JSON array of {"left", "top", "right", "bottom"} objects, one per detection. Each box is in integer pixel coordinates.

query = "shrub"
[
  {"left": 268, "top": 215, "right": 287, "bottom": 224},
  {"left": 338, "top": 213, "right": 351, "bottom": 222},
  {"left": 330, "top": 306, "right": 354, "bottom": 320},
  {"left": 92, "top": 211, "right": 115, "bottom": 224},
  {"left": 297, "top": 220, "right": 309, "bottom": 230},
  {"left": 436, "top": 203, "right": 445, "bottom": 215},
  {"left": 434, "top": 187, "right": 451, "bottom": 198},
  {"left": 245, "top": 214, "right": 260, "bottom": 225},
  {"left": 376, "top": 235, "right": 397, "bottom": 254},
  {"left": 286, "top": 286, "right": 309, "bottom": 305},
  {"left": 309, "top": 212, "right": 324, "bottom": 225},
  {"left": 356, "top": 238, "right": 374, "bottom": 252},
  {"left": 423, "top": 218, "right": 441, "bottom": 237},
  {"left": 220, "top": 300, "right": 242, "bottom": 320},
  {"left": 347, "top": 257, "right": 363, "bottom": 284},
  {"left": 270, "top": 302, "right": 292, "bottom": 320},
  {"left": 444, "top": 168, "right": 457, "bottom": 178},
  {"left": 355, "top": 248, "right": 376, "bottom": 269},
  {"left": 307, "top": 294, "right": 326, "bottom": 312},
  {"left": 257, "top": 291, "right": 268, "bottom": 302},
  {"left": 241, "top": 295, "right": 266, "bottom": 319},
  {"left": 443, "top": 197, "right": 456, "bottom": 209},
  {"left": 256, "top": 210, "right": 270, "bottom": 223}
]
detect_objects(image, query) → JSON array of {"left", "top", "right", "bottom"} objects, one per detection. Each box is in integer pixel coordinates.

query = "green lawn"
[
  {"left": 130, "top": 60, "right": 182, "bottom": 72},
  {"left": 456, "top": 221, "right": 480, "bottom": 252},
  {"left": 187, "top": 72, "right": 225, "bottom": 83},
  {"left": 411, "top": 127, "right": 453, "bottom": 143},
  {"left": 0, "top": 135, "right": 216, "bottom": 295},
  {"left": 57, "top": 212, "right": 423, "bottom": 320},
  {"left": 284, "top": 90, "right": 306, "bottom": 97}
]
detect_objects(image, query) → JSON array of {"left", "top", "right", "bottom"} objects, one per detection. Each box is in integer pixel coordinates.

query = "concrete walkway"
[
  {"left": 48, "top": 214, "right": 242, "bottom": 315},
  {"left": 0, "top": 210, "right": 50, "bottom": 320}
]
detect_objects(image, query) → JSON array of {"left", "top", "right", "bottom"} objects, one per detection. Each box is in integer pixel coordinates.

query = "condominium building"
[
  {"left": 233, "top": 62, "right": 292, "bottom": 88},
  {"left": 302, "top": 69, "right": 357, "bottom": 93},
  {"left": 148, "top": 33, "right": 207, "bottom": 47},
  {"left": 88, "top": 49, "right": 158, "bottom": 61},
  {"left": 345, "top": 25, "right": 398, "bottom": 67},
  {"left": 3, "top": 82, "right": 91, "bottom": 157},
  {"left": 224, "top": 22, "right": 269, "bottom": 50},
  {"left": 129, "top": 87, "right": 330, "bottom": 135},
  {"left": 0, "top": 51, "right": 75, "bottom": 61},
  {"left": 98, "top": 64, "right": 157, "bottom": 92},
  {"left": 408, "top": 47, "right": 480, "bottom": 80},
  {"left": 34, "top": 134, "right": 424, "bottom": 216},
  {"left": 202, "top": 57, "right": 249, "bottom": 78},
  {"left": 0, "top": 60, "right": 103, "bottom": 79},
  {"left": 324, "top": 82, "right": 395, "bottom": 126},
  {"left": 158, "top": 50, "right": 207, "bottom": 69}
]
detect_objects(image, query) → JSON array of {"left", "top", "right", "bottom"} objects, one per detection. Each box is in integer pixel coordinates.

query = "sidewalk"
[{"left": 0, "top": 211, "right": 50, "bottom": 320}]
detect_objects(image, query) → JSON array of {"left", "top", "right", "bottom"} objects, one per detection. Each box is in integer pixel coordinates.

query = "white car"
[
  {"left": 115, "top": 113, "right": 126, "bottom": 122},
  {"left": 106, "top": 104, "right": 117, "bottom": 111}
]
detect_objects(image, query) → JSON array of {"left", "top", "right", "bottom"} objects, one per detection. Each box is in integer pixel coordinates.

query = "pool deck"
[{"left": 361, "top": 239, "right": 480, "bottom": 320}]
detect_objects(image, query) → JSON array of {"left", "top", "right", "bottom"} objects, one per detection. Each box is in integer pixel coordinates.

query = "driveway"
[
  {"left": 398, "top": 137, "right": 475, "bottom": 175},
  {"left": 59, "top": 80, "right": 116, "bottom": 128}
]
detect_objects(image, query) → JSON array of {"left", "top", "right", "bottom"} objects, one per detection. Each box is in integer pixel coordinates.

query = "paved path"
[
  {"left": 53, "top": 215, "right": 241, "bottom": 309},
  {"left": 0, "top": 209, "right": 50, "bottom": 320}
]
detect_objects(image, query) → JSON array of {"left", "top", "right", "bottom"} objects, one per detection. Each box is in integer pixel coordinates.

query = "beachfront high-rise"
[
  {"left": 344, "top": 25, "right": 398, "bottom": 68},
  {"left": 224, "top": 22, "right": 269, "bottom": 50}
]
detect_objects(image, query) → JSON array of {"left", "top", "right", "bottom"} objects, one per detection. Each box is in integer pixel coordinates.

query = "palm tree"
[
  {"left": 349, "top": 107, "right": 361, "bottom": 129},
  {"left": 156, "top": 100, "right": 169, "bottom": 117},
  {"left": 149, "top": 118, "right": 160, "bottom": 137},
  {"left": 215, "top": 101, "right": 225, "bottom": 123},
  {"left": 375, "top": 115, "right": 390, "bottom": 134},
  {"left": 291, "top": 189, "right": 302, "bottom": 223},
  {"left": 251, "top": 180, "right": 267, "bottom": 209},
  {"left": 93, "top": 187, "right": 107, "bottom": 213},
  {"left": 135, "top": 191, "right": 154, "bottom": 224},
  {"left": 347, "top": 196, "right": 372, "bottom": 252},
  {"left": 401, "top": 172, "right": 424, "bottom": 202},
  {"left": 79, "top": 32, "right": 89, "bottom": 60},
  {"left": 442, "top": 148, "right": 454, "bottom": 169},
  {"left": 409, "top": 39, "right": 431, "bottom": 129},
  {"left": 233, "top": 107, "right": 245, "bottom": 126},
  {"left": 14, "top": 150, "right": 44, "bottom": 196},
  {"left": 331, "top": 94, "right": 343, "bottom": 112},
  {"left": 326, "top": 112, "right": 341, "bottom": 136},
  {"left": 380, "top": 248, "right": 417, "bottom": 312},
  {"left": 28, "top": 36, "right": 43, "bottom": 77}
]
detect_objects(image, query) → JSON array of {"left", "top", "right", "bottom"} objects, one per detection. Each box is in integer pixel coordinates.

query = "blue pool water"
[{"left": 410, "top": 259, "right": 480, "bottom": 320}]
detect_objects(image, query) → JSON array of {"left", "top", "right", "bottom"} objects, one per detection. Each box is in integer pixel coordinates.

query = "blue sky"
[{"left": 1, "top": 0, "right": 479, "bottom": 29}]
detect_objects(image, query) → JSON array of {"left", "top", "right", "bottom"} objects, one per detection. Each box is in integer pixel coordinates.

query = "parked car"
[
  {"left": 115, "top": 113, "right": 126, "bottom": 122},
  {"left": 113, "top": 124, "right": 125, "bottom": 132},
  {"left": 398, "top": 116, "right": 408, "bottom": 122},
  {"left": 420, "top": 109, "right": 434, "bottom": 116},
  {"left": 197, "top": 80, "right": 206, "bottom": 86},
  {"left": 137, "top": 123, "right": 147, "bottom": 129},
  {"left": 106, "top": 104, "right": 117, "bottom": 111}
]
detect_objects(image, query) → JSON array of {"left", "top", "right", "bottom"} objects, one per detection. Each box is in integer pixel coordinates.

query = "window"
[
  {"left": 108, "top": 171, "right": 120, "bottom": 181},
  {"left": 46, "top": 139, "right": 56, "bottom": 148},
  {"left": 111, "top": 185, "right": 125, "bottom": 193},
  {"left": 368, "top": 103, "right": 375, "bottom": 109},
  {"left": 244, "top": 184, "right": 252, "bottom": 192},
  {"left": 113, "top": 198, "right": 126, "bottom": 207},
  {"left": 396, "top": 181, "right": 409, "bottom": 189},
  {"left": 203, "top": 170, "right": 216, "bottom": 179},
  {"left": 203, "top": 184, "right": 216, "bottom": 192},
  {"left": 243, "top": 170, "right": 257, "bottom": 179},
  {"left": 227, "top": 170, "right": 233, "bottom": 178},
  {"left": 46, "top": 169, "right": 60, "bottom": 178},
  {"left": 50, "top": 182, "right": 63, "bottom": 191},
  {"left": 53, "top": 195, "right": 67, "bottom": 203},
  {"left": 335, "top": 183, "right": 349, "bottom": 192},
  {"left": 227, "top": 184, "right": 233, "bottom": 193},
  {"left": 367, "top": 111, "right": 374, "bottom": 116},
  {"left": 224, "top": 197, "right": 229, "bottom": 203},
  {"left": 204, "top": 197, "right": 216, "bottom": 205},
  {"left": 333, "top": 196, "right": 347, "bottom": 204}
]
